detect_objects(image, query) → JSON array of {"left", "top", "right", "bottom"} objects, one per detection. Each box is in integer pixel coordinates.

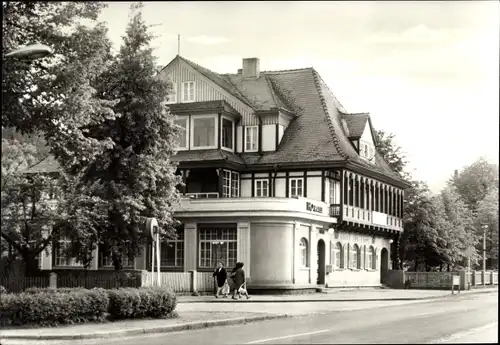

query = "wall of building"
[{"left": 262, "top": 124, "right": 276, "bottom": 152}]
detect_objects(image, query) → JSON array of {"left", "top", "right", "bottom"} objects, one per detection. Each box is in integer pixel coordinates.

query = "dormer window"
[
  {"left": 245, "top": 126, "right": 258, "bottom": 152},
  {"left": 221, "top": 117, "right": 234, "bottom": 151},
  {"left": 182, "top": 81, "right": 195, "bottom": 102}
]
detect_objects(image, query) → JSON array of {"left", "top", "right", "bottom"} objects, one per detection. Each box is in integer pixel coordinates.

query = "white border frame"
[{"left": 221, "top": 115, "right": 235, "bottom": 152}]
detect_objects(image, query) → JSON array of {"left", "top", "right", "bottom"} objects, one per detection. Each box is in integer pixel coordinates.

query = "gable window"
[
  {"left": 182, "top": 81, "right": 195, "bottom": 102},
  {"left": 363, "top": 144, "right": 368, "bottom": 157},
  {"left": 221, "top": 118, "right": 234, "bottom": 150},
  {"left": 222, "top": 170, "right": 239, "bottom": 198},
  {"left": 174, "top": 117, "right": 188, "bottom": 149},
  {"left": 167, "top": 82, "right": 177, "bottom": 104},
  {"left": 245, "top": 126, "right": 258, "bottom": 152},
  {"left": 161, "top": 228, "right": 184, "bottom": 267},
  {"left": 255, "top": 179, "right": 269, "bottom": 197},
  {"left": 192, "top": 115, "right": 216, "bottom": 149},
  {"left": 289, "top": 178, "right": 303, "bottom": 197},
  {"left": 299, "top": 238, "right": 309, "bottom": 267}
]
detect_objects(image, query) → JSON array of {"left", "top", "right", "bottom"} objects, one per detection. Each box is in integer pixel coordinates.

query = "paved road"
[
  {"left": 3, "top": 292, "right": 496, "bottom": 345},
  {"left": 89, "top": 292, "right": 497, "bottom": 345}
]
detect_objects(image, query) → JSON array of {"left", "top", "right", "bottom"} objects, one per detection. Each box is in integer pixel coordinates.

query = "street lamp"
[
  {"left": 481, "top": 224, "right": 488, "bottom": 286},
  {"left": 4, "top": 44, "right": 53, "bottom": 60}
]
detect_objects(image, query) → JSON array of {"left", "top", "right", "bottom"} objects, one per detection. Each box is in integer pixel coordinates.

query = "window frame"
[
  {"left": 190, "top": 114, "right": 218, "bottom": 150},
  {"left": 160, "top": 230, "right": 185, "bottom": 268},
  {"left": 221, "top": 116, "right": 235, "bottom": 151},
  {"left": 245, "top": 126, "right": 259, "bottom": 152},
  {"left": 166, "top": 81, "right": 177, "bottom": 104},
  {"left": 255, "top": 179, "right": 269, "bottom": 197},
  {"left": 181, "top": 81, "right": 195, "bottom": 103},
  {"left": 299, "top": 238, "right": 309, "bottom": 268},
  {"left": 289, "top": 178, "right": 304, "bottom": 198},
  {"left": 334, "top": 242, "right": 343, "bottom": 268},
  {"left": 350, "top": 244, "right": 360, "bottom": 269},
  {"left": 54, "top": 238, "right": 83, "bottom": 267},
  {"left": 174, "top": 116, "right": 189, "bottom": 150},
  {"left": 198, "top": 226, "right": 237, "bottom": 269},
  {"left": 367, "top": 245, "right": 375, "bottom": 270},
  {"left": 222, "top": 169, "right": 240, "bottom": 198}
]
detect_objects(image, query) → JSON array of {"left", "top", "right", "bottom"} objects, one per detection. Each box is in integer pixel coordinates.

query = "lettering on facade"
[
  {"left": 337, "top": 231, "right": 373, "bottom": 244},
  {"left": 306, "top": 202, "right": 323, "bottom": 214}
]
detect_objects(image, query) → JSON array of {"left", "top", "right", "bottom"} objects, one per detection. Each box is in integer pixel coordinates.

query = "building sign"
[
  {"left": 306, "top": 201, "right": 323, "bottom": 214},
  {"left": 337, "top": 231, "right": 373, "bottom": 244}
]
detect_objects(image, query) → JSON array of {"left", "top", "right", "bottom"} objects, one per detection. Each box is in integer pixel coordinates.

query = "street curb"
[
  {"left": 0, "top": 314, "right": 291, "bottom": 341},
  {"left": 178, "top": 288, "right": 498, "bottom": 303}
]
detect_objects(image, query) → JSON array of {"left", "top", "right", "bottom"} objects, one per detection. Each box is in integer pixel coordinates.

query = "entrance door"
[
  {"left": 317, "top": 240, "right": 326, "bottom": 285},
  {"left": 380, "top": 248, "right": 389, "bottom": 284}
]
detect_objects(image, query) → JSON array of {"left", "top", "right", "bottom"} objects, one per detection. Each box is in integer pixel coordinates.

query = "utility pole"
[{"left": 482, "top": 224, "right": 488, "bottom": 286}]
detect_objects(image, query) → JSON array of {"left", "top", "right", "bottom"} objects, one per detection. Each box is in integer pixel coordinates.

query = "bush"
[
  {"left": 107, "top": 286, "right": 177, "bottom": 320},
  {"left": 23, "top": 286, "right": 85, "bottom": 294},
  {"left": 0, "top": 285, "right": 7, "bottom": 294},
  {"left": 0, "top": 288, "right": 109, "bottom": 327}
]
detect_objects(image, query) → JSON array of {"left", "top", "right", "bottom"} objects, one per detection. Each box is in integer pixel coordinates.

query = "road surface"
[{"left": 4, "top": 292, "right": 497, "bottom": 344}]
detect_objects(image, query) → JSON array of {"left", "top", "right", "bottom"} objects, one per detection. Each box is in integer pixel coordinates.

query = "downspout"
[{"left": 272, "top": 164, "right": 279, "bottom": 197}]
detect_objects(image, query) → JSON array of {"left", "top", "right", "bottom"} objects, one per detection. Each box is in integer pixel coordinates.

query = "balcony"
[
  {"left": 329, "top": 204, "right": 341, "bottom": 217},
  {"left": 174, "top": 196, "right": 337, "bottom": 223},
  {"left": 343, "top": 205, "right": 403, "bottom": 231}
]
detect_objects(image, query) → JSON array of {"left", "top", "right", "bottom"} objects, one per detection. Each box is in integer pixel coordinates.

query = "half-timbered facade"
[{"left": 32, "top": 55, "right": 410, "bottom": 290}]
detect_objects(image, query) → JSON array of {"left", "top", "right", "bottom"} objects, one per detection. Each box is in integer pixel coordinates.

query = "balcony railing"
[
  {"left": 185, "top": 192, "right": 219, "bottom": 199},
  {"left": 329, "top": 204, "right": 341, "bottom": 217},
  {"left": 343, "top": 205, "right": 403, "bottom": 231}
]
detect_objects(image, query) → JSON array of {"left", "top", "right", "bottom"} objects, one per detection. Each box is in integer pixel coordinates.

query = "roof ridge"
[
  {"left": 264, "top": 75, "right": 281, "bottom": 109},
  {"left": 311, "top": 68, "right": 350, "bottom": 160},
  {"left": 220, "top": 67, "right": 313, "bottom": 77},
  {"left": 266, "top": 75, "right": 304, "bottom": 116}
]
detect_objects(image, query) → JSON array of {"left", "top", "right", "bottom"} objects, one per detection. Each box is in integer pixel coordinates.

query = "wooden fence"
[
  {"left": 0, "top": 275, "right": 50, "bottom": 293},
  {"left": 391, "top": 270, "right": 499, "bottom": 290},
  {"left": 141, "top": 271, "right": 214, "bottom": 293}
]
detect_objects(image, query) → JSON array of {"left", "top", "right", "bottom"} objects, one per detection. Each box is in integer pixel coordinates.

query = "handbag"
[{"left": 222, "top": 280, "right": 230, "bottom": 295}]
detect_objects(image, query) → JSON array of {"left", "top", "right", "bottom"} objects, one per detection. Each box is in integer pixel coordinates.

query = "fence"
[
  {"left": 0, "top": 275, "right": 50, "bottom": 293},
  {"left": 386, "top": 270, "right": 499, "bottom": 290},
  {"left": 141, "top": 270, "right": 215, "bottom": 293}
]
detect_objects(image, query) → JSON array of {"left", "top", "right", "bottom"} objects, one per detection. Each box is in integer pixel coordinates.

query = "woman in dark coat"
[
  {"left": 231, "top": 262, "right": 249, "bottom": 300},
  {"left": 212, "top": 261, "right": 228, "bottom": 298}
]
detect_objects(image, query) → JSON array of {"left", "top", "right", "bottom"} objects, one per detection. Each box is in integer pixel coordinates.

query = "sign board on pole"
[{"left": 451, "top": 275, "right": 460, "bottom": 295}]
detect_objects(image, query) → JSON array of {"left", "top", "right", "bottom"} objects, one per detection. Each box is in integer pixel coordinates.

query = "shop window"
[
  {"left": 198, "top": 226, "right": 237, "bottom": 268},
  {"left": 299, "top": 238, "right": 309, "bottom": 267}
]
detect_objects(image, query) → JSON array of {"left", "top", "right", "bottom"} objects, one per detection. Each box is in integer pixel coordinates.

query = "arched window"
[
  {"left": 299, "top": 238, "right": 309, "bottom": 267},
  {"left": 350, "top": 244, "right": 360, "bottom": 269},
  {"left": 334, "top": 242, "right": 343, "bottom": 268},
  {"left": 367, "top": 246, "right": 375, "bottom": 269}
]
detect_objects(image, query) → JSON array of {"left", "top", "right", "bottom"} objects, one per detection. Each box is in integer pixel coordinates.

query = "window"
[
  {"left": 363, "top": 144, "right": 368, "bottom": 157},
  {"left": 222, "top": 170, "right": 239, "bottom": 198},
  {"left": 221, "top": 118, "right": 234, "bottom": 150},
  {"left": 290, "top": 178, "right": 303, "bottom": 197},
  {"left": 198, "top": 226, "right": 237, "bottom": 268},
  {"left": 161, "top": 228, "right": 184, "bottom": 267},
  {"left": 54, "top": 239, "right": 83, "bottom": 267},
  {"left": 245, "top": 126, "right": 258, "bottom": 152},
  {"left": 192, "top": 116, "right": 216, "bottom": 148},
  {"left": 255, "top": 179, "right": 269, "bottom": 197},
  {"left": 174, "top": 117, "right": 188, "bottom": 149},
  {"left": 182, "top": 81, "right": 195, "bottom": 102},
  {"left": 101, "top": 253, "right": 134, "bottom": 268},
  {"left": 167, "top": 82, "right": 177, "bottom": 103},
  {"left": 344, "top": 244, "right": 349, "bottom": 268},
  {"left": 367, "top": 246, "right": 375, "bottom": 270},
  {"left": 350, "top": 244, "right": 360, "bottom": 269},
  {"left": 334, "top": 242, "right": 342, "bottom": 268},
  {"left": 299, "top": 238, "right": 309, "bottom": 267},
  {"left": 329, "top": 179, "right": 337, "bottom": 204}
]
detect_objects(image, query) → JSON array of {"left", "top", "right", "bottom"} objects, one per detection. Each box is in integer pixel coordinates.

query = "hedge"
[{"left": 0, "top": 287, "right": 177, "bottom": 327}]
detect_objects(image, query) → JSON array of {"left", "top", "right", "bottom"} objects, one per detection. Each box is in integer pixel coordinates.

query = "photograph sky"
[{"left": 100, "top": 1, "right": 499, "bottom": 193}]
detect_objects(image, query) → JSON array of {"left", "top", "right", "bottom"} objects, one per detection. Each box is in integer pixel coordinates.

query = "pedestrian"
[
  {"left": 212, "top": 261, "right": 228, "bottom": 298},
  {"left": 232, "top": 262, "right": 250, "bottom": 300}
]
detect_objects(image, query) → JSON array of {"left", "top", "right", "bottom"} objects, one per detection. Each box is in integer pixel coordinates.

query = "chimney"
[
  {"left": 454, "top": 169, "right": 459, "bottom": 180},
  {"left": 242, "top": 58, "right": 260, "bottom": 79},
  {"left": 237, "top": 68, "right": 242, "bottom": 74}
]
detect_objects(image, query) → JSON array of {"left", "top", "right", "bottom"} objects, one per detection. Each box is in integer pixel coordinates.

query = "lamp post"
[
  {"left": 4, "top": 44, "right": 53, "bottom": 60},
  {"left": 482, "top": 224, "right": 488, "bottom": 286}
]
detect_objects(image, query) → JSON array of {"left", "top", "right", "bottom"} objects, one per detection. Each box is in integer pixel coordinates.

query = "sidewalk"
[{"left": 1, "top": 287, "right": 497, "bottom": 342}]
